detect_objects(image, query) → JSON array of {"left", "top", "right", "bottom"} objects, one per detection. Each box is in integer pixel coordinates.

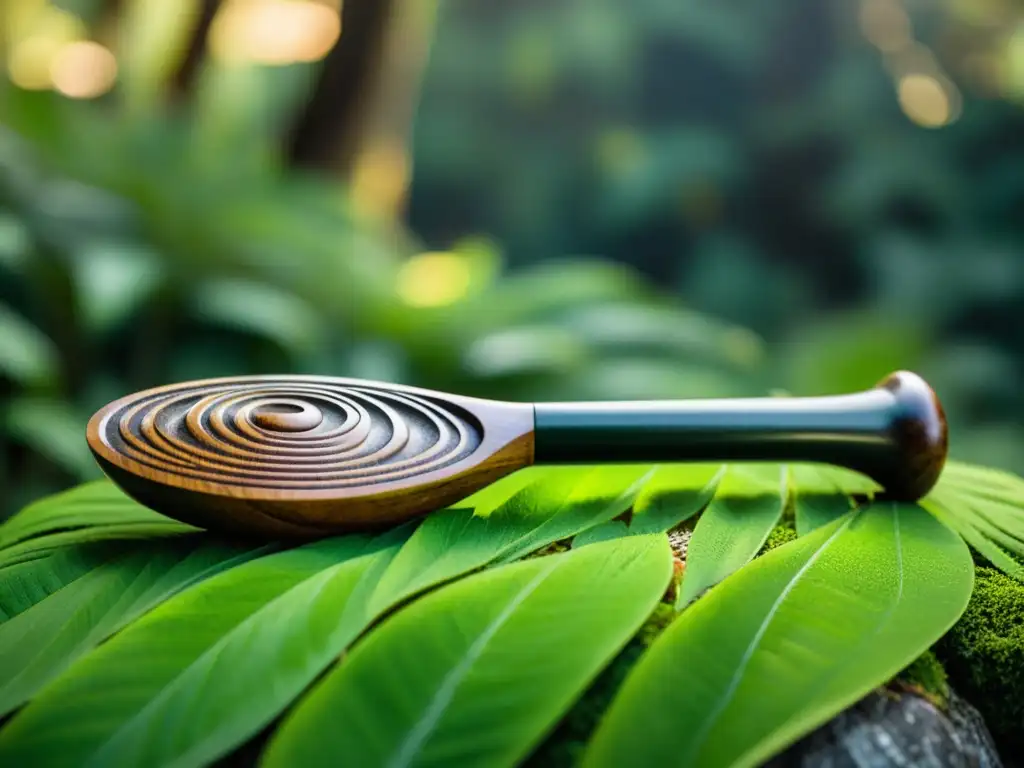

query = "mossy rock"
[
  {"left": 529, "top": 532, "right": 1018, "bottom": 765},
  {"left": 528, "top": 526, "right": 852, "bottom": 765},
  {"left": 936, "top": 566, "right": 1024, "bottom": 757}
]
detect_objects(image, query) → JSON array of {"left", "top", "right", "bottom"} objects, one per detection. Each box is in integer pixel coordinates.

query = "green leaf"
[
  {"left": 0, "top": 530, "right": 409, "bottom": 767},
  {"left": 4, "top": 398, "right": 102, "bottom": 481},
  {"left": 562, "top": 303, "right": 764, "bottom": 371},
  {"left": 676, "top": 464, "right": 787, "bottom": 608},
  {"left": 117, "top": 0, "right": 204, "bottom": 111},
  {"left": 924, "top": 461, "right": 1024, "bottom": 578},
  {"left": 0, "top": 481, "right": 193, "bottom": 569},
  {"left": 779, "top": 311, "right": 927, "bottom": 397},
  {"left": 629, "top": 463, "right": 723, "bottom": 534},
  {"left": 0, "top": 543, "right": 124, "bottom": 622},
  {"left": 263, "top": 535, "right": 673, "bottom": 768},
  {"left": 584, "top": 502, "right": 974, "bottom": 768},
  {"left": 924, "top": 497, "right": 1024, "bottom": 580},
  {"left": 0, "top": 536, "right": 262, "bottom": 716},
  {"left": 790, "top": 464, "right": 862, "bottom": 537},
  {"left": 0, "top": 303, "right": 58, "bottom": 386},
  {"left": 462, "top": 325, "right": 589, "bottom": 379},
  {"left": 72, "top": 243, "right": 164, "bottom": 334},
  {"left": 190, "top": 279, "right": 324, "bottom": 360},
  {"left": 934, "top": 489, "right": 1024, "bottom": 557},
  {"left": 369, "top": 466, "right": 653, "bottom": 611},
  {"left": 941, "top": 461, "right": 1024, "bottom": 499},
  {"left": 0, "top": 213, "right": 31, "bottom": 273},
  {"left": 572, "top": 520, "right": 629, "bottom": 548},
  {"left": 468, "top": 259, "right": 650, "bottom": 330}
]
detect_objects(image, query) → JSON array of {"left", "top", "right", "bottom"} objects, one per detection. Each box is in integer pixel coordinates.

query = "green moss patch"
[
  {"left": 760, "top": 524, "right": 798, "bottom": 554},
  {"left": 936, "top": 566, "right": 1024, "bottom": 756},
  {"left": 893, "top": 650, "right": 949, "bottom": 708}
]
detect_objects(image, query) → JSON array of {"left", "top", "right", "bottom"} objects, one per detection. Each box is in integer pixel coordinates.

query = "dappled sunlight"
[
  {"left": 897, "top": 73, "right": 959, "bottom": 128},
  {"left": 350, "top": 140, "right": 411, "bottom": 220},
  {"left": 859, "top": 0, "right": 912, "bottom": 53},
  {"left": 209, "top": 0, "right": 342, "bottom": 66},
  {"left": 4, "top": 3, "right": 84, "bottom": 90},
  {"left": 50, "top": 42, "right": 118, "bottom": 99},
  {"left": 396, "top": 252, "right": 473, "bottom": 308}
]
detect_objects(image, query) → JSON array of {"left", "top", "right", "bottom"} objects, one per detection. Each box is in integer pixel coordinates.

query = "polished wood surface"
[
  {"left": 87, "top": 371, "right": 947, "bottom": 538},
  {"left": 875, "top": 370, "right": 948, "bottom": 500},
  {"left": 87, "top": 376, "right": 535, "bottom": 537},
  {"left": 533, "top": 370, "right": 948, "bottom": 502}
]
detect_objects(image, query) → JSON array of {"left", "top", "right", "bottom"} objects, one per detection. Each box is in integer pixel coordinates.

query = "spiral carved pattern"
[{"left": 93, "top": 378, "right": 484, "bottom": 490}]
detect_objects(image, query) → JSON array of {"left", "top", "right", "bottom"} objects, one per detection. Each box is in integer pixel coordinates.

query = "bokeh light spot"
[
  {"left": 6, "top": 6, "right": 87, "bottom": 91},
  {"left": 51, "top": 42, "right": 117, "bottom": 99},
  {"left": 8, "top": 36, "right": 63, "bottom": 90},
  {"left": 396, "top": 253, "right": 473, "bottom": 308},
  {"left": 859, "top": 0, "right": 912, "bottom": 53},
  {"left": 897, "top": 74, "right": 957, "bottom": 128},
  {"left": 351, "top": 141, "right": 410, "bottom": 219},
  {"left": 210, "top": 0, "right": 341, "bottom": 66}
]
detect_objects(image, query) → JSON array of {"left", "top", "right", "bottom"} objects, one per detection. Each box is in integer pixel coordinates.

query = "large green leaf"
[
  {"left": 3, "top": 398, "right": 101, "bottom": 482},
  {"left": 189, "top": 279, "right": 324, "bottom": 360},
  {"left": 0, "top": 303, "right": 58, "bottom": 386},
  {"left": 368, "top": 465, "right": 653, "bottom": 612},
  {"left": 923, "top": 461, "right": 1024, "bottom": 579},
  {"left": 0, "top": 543, "right": 121, "bottom": 622},
  {"left": 0, "top": 481, "right": 192, "bottom": 569},
  {"left": 117, "top": 0, "right": 204, "bottom": 111},
  {"left": 0, "top": 530, "right": 408, "bottom": 767},
  {"left": 72, "top": 243, "right": 164, "bottom": 334},
  {"left": 0, "top": 536, "right": 261, "bottom": 716},
  {"left": 790, "top": 464, "right": 865, "bottom": 537},
  {"left": 263, "top": 534, "right": 673, "bottom": 768},
  {"left": 924, "top": 495, "right": 1024, "bottom": 580},
  {"left": 584, "top": 502, "right": 974, "bottom": 768},
  {"left": 629, "top": 463, "right": 722, "bottom": 535},
  {"left": 675, "top": 464, "right": 787, "bottom": 608}
]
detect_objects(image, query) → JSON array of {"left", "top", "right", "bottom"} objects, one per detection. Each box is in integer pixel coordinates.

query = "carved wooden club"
[{"left": 86, "top": 371, "right": 947, "bottom": 538}]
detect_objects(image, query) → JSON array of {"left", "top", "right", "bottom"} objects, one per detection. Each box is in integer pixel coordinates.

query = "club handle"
[{"left": 532, "top": 371, "right": 947, "bottom": 500}]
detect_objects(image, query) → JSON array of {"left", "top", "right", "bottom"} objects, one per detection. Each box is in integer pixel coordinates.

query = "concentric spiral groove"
[{"left": 93, "top": 378, "right": 484, "bottom": 491}]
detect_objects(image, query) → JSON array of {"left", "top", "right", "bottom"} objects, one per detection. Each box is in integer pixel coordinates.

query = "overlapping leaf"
[
  {"left": 924, "top": 463, "right": 1024, "bottom": 580},
  {"left": 0, "top": 481, "right": 193, "bottom": 569},
  {"left": 0, "top": 302, "right": 58, "bottom": 386},
  {"left": 368, "top": 465, "right": 654, "bottom": 611},
  {"left": 789, "top": 464, "right": 869, "bottom": 536},
  {"left": 675, "top": 464, "right": 787, "bottom": 608},
  {"left": 0, "top": 536, "right": 262, "bottom": 715},
  {"left": 628, "top": 463, "right": 722, "bottom": 534},
  {"left": 2, "top": 457, "right": 1024, "bottom": 768},
  {"left": 263, "top": 535, "right": 673, "bottom": 768},
  {"left": 0, "top": 531, "right": 406, "bottom": 767},
  {"left": 584, "top": 502, "right": 974, "bottom": 768},
  {"left": 4, "top": 399, "right": 103, "bottom": 482},
  {"left": 0, "top": 543, "right": 121, "bottom": 622}
]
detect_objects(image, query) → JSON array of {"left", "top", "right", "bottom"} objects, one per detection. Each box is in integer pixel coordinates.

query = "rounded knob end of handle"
[{"left": 876, "top": 370, "right": 948, "bottom": 501}]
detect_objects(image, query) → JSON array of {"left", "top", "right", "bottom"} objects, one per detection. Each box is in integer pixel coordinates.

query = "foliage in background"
[
  {"left": 410, "top": 0, "right": 1024, "bottom": 472},
  {"left": 0, "top": 1, "right": 764, "bottom": 520},
  {"left": 1, "top": 457, "right": 1022, "bottom": 766}
]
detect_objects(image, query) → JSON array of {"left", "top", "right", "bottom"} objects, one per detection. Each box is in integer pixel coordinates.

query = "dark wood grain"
[
  {"left": 875, "top": 370, "right": 948, "bottom": 501},
  {"left": 87, "top": 371, "right": 948, "bottom": 539},
  {"left": 87, "top": 376, "right": 535, "bottom": 538}
]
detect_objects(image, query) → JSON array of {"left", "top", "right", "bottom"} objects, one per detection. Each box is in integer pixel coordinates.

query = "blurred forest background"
[{"left": 1, "top": 0, "right": 1022, "bottom": 519}]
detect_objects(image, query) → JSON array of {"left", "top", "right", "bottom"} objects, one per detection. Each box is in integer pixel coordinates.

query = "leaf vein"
[
  {"left": 386, "top": 559, "right": 562, "bottom": 768},
  {"left": 681, "top": 512, "right": 857, "bottom": 763}
]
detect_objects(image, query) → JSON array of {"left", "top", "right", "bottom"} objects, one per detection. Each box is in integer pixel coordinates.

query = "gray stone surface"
[{"left": 767, "top": 688, "right": 1003, "bottom": 768}]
